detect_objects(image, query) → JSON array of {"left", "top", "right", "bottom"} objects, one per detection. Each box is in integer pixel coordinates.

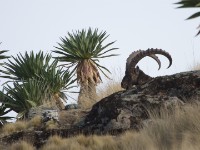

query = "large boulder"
[{"left": 82, "top": 70, "right": 200, "bottom": 132}]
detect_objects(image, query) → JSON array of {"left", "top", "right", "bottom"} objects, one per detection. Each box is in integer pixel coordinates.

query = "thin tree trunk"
[
  {"left": 54, "top": 94, "right": 65, "bottom": 110},
  {"left": 78, "top": 81, "right": 97, "bottom": 109}
]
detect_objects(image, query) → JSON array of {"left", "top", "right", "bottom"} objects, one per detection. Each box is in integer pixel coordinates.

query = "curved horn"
[
  {"left": 126, "top": 50, "right": 162, "bottom": 70},
  {"left": 129, "top": 48, "right": 172, "bottom": 70},
  {"left": 148, "top": 54, "right": 161, "bottom": 70},
  {"left": 126, "top": 50, "right": 141, "bottom": 70}
]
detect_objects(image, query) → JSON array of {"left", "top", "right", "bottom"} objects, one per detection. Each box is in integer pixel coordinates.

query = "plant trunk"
[
  {"left": 78, "top": 81, "right": 97, "bottom": 109},
  {"left": 54, "top": 94, "right": 65, "bottom": 110}
]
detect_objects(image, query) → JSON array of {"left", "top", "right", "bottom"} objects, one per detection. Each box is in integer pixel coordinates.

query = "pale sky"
[{"left": 0, "top": 0, "right": 200, "bottom": 107}]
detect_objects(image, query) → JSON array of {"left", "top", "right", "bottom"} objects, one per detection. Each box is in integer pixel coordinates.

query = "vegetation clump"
[{"left": 53, "top": 28, "right": 118, "bottom": 108}]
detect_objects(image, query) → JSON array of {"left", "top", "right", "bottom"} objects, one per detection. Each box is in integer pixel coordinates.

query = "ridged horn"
[
  {"left": 148, "top": 54, "right": 161, "bottom": 70},
  {"left": 126, "top": 50, "right": 162, "bottom": 70},
  {"left": 129, "top": 48, "right": 172, "bottom": 70}
]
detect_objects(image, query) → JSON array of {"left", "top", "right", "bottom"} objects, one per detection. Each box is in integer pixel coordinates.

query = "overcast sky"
[{"left": 0, "top": 0, "right": 200, "bottom": 105}]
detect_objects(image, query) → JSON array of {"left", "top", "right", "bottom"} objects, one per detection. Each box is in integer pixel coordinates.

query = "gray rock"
[
  {"left": 42, "top": 109, "right": 59, "bottom": 122},
  {"left": 65, "top": 104, "right": 79, "bottom": 110},
  {"left": 82, "top": 70, "right": 200, "bottom": 132},
  {"left": 28, "top": 106, "right": 59, "bottom": 122}
]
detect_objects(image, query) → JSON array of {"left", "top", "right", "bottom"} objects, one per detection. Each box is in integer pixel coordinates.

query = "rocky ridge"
[{"left": 1, "top": 70, "right": 200, "bottom": 148}]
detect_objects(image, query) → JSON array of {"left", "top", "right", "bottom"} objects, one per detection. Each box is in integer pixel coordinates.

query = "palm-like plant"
[
  {"left": 0, "top": 43, "right": 10, "bottom": 64},
  {"left": 0, "top": 79, "right": 52, "bottom": 118},
  {"left": 0, "top": 104, "right": 13, "bottom": 126},
  {"left": 175, "top": 0, "right": 200, "bottom": 36},
  {"left": 0, "top": 51, "right": 76, "bottom": 117},
  {"left": 39, "top": 65, "right": 76, "bottom": 109},
  {"left": 0, "top": 51, "right": 52, "bottom": 81},
  {"left": 53, "top": 28, "right": 118, "bottom": 108},
  {"left": 0, "top": 43, "right": 10, "bottom": 124}
]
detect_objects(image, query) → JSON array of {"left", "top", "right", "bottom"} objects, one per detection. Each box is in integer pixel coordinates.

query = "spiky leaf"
[{"left": 53, "top": 28, "right": 118, "bottom": 85}]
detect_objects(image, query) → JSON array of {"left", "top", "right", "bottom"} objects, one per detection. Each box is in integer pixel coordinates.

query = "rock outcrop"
[
  {"left": 82, "top": 70, "right": 200, "bottom": 132},
  {"left": 1, "top": 70, "right": 200, "bottom": 148},
  {"left": 28, "top": 106, "right": 59, "bottom": 123}
]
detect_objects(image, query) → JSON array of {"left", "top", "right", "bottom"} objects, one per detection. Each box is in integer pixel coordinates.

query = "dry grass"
[
  {"left": 45, "top": 120, "right": 59, "bottom": 129},
  {"left": 27, "top": 115, "right": 42, "bottom": 128},
  {"left": 97, "top": 79, "right": 123, "bottom": 100},
  {"left": 59, "top": 109, "right": 88, "bottom": 129},
  {"left": 188, "top": 61, "right": 200, "bottom": 71},
  {"left": 2, "top": 121, "right": 27, "bottom": 136},
  {"left": 9, "top": 141, "right": 35, "bottom": 150},
  {"left": 41, "top": 134, "right": 117, "bottom": 150},
  {"left": 1, "top": 115, "right": 42, "bottom": 136},
  {"left": 74, "top": 134, "right": 117, "bottom": 150},
  {"left": 46, "top": 135, "right": 64, "bottom": 145},
  {"left": 141, "top": 104, "right": 200, "bottom": 150},
  {"left": 2, "top": 103, "right": 200, "bottom": 150},
  {"left": 39, "top": 103, "right": 200, "bottom": 150},
  {"left": 118, "top": 131, "right": 156, "bottom": 150},
  {"left": 77, "top": 95, "right": 96, "bottom": 110},
  {"left": 97, "top": 68, "right": 124, "bottom": 100}
]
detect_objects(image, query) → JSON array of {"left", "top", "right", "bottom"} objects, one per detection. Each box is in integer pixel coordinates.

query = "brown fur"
[{"left": 121, "top": 66, "right": 152, "bottom": 89}]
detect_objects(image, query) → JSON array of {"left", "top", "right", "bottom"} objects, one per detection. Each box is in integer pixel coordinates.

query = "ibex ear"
[{"left": 135, "top": 66, "right": 140, "bottom": 74}]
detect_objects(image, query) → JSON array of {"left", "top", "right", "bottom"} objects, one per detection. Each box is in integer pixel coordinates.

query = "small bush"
[
  {"left": 2, "top": 121, "right": 27, "bottom": 135},
  {"left": 41, "top": 135, "right": 67, "bottom": 150},
  {"left": 118, "top": 131, "right": 156, "bottom": 150},
  {"left": 27, "top": 115, "right": 42, "bottom": 128},
  {"left": 42, "top": 134, "right": 117, "bottom": 150},
  {"left": 45, "top": 120, "right": 58, "bottom": 129},
  {"left": 45, "top": 135, "right": 64, "bottom": 145}
]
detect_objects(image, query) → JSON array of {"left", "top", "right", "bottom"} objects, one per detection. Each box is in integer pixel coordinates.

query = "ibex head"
[{"left": 121, "top": 48, "right": 172, "bottom": 89}]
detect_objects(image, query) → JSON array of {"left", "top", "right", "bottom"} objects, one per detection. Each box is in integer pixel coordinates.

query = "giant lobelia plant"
[
  {"left": 0, "top": 51, "right": 75, "bottom": 119},
  {"left": 53, "top": 28, "right": 118, "bottom": 108}
]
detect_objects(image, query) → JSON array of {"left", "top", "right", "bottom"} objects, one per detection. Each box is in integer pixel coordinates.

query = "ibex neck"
[{"left": 137, "top": 70, "right": 152, "bottom": 85}]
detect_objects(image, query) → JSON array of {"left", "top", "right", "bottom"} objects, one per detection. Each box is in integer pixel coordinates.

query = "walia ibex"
[{"left": 121, "top": 48, "right": 172, "bottom": 89}]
